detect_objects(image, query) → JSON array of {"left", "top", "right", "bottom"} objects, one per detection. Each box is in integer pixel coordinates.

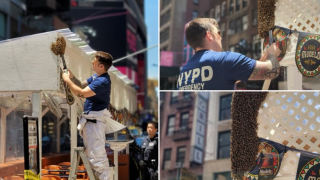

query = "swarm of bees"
[
  {"left": 50, "top": 36, "right": 66, "bottom": 56},
  {"left": 258, "top": 0, "right": 277, "bottom": 39},
  {"left": 231, "top": 92, "right": 268, "bottom": 180}
]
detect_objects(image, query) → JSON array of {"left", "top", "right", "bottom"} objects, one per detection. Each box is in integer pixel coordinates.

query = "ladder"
[{"left": 68, "top": 147, "right": 96, "bottom": 180}]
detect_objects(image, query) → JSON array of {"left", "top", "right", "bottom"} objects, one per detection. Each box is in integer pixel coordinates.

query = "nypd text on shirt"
[{"left": 177, "top": 66, "right": 213, "bottom": 90}]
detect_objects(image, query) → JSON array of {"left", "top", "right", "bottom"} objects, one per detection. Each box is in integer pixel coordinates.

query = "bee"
[{"left": 231, "top": 92, "right": 268, "bottom": 179}]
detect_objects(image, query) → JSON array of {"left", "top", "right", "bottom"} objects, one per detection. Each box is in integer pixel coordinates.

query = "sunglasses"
[{"left": 203, "top": 30, "right": 221, "bottom": 37}]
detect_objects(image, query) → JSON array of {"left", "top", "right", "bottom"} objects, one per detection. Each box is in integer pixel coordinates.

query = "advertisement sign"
[
  {"left": 295, "top": 32, "right": 320, "bottom": 77},
  {"left": 23, "top": 116, "right": 40, "bottom": 180},
  {"left": 246, "top": 138, "right": 285, "bottom": 180},
  {"left": 296, "top": 151, "right": 320, "bottom": 180},
  {"left": 160, "top": 51, "right": 173, "bottom": 66}
]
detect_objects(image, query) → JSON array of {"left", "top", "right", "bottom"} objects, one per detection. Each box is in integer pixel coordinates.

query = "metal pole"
[
  {"left": 0, "top": 108, "right": 6, "bottom": 163},
  {"left": 70, "top": 103, "right": 77, "bottom": 159},
  {"left": 32, "top": 92, "right": 42, "bottom": 172},
  {"left": 113, "top": 44, "right": 158, "bottom": 63},
  {"left": 176, "top": 167, "right": 181, "bottom": 180}
]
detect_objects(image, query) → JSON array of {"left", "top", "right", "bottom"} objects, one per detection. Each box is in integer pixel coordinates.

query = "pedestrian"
[
  {"left": 177, "top": 18, "right": 281, "bottom": 90},
  {"left": 62, "top": 51, "right": 126, "bottom": 180},
  {"left": 140, "top": 122, "right": 158, "bottom": 180}
]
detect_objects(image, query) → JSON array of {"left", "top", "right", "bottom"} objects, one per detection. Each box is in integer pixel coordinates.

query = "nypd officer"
[{"left": 140, "top": 122, "right": 158, "bottom": 180}]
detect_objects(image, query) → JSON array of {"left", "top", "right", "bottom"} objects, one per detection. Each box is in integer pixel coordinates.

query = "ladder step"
[{"left": 69, "top": 147, "right": 96, "bottom": 180}]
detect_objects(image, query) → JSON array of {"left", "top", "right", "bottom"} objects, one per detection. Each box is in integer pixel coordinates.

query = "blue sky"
[{"left": 144, "top": 0, "right": 159, "bottom": 79}]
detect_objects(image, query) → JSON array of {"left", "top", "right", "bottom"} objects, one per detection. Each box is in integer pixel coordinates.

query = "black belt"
[{"left": 87, "top": 119, "right": 97, "bottom": 123}]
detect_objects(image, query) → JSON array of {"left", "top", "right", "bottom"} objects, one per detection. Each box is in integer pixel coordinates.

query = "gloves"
[
  {"left": 153, "top": 171, "right": 158, "bottom": 180},
  {"left": 139, "top": 160, "right": 146, "bottom": 168}
]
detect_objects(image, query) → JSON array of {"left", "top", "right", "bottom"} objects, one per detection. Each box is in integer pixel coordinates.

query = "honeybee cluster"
[
  {"left": 258, "top": 0, "right": 277, "bottom": 39},
  {"left": 231, "top": 92, "right": 268, "bottom": 180},
  {"left": 50, "top": 36, "right": 66, "bottom": 56}
]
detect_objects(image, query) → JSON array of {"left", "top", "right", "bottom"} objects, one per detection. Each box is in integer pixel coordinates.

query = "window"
[
  {"left": 176, "top": 146, "right": 186, "bottom": 165},
  {"left": 161, "top": 0, "right": 171, "bottom": 10},
  {"left": 252, "top": 9, "right": 258, "bottom": 26},
  {"left": 229, "top": 15, "right": 247, "bottom": 34},
  {"left": 180, "top": 112, "right": 189, "bottom": 128},
  {"left": 0, "top": 12, "right": 5, "bottom": 40},
  {"left": 204, "top": 10, "right": 209, "bottom": 17},
  {"left": 235, "top": 17, "right": 242, "bottom": 33},
  {"left": 221, "top": 1, "right": 226, "bottom": 17},
  {"left": 243, "top": 0, "right": 248, "bottom": 8},
  {"left": 220, "top": 23, "right": 225, "bottom": 38},
  {"left": 192, "top": 11, "right": 198, "bottom": 19},
  {"left": 183, "top": 92, "right": 191, "bottom": 99},
  {"left": 160, "top": 27, "right": 170, "bottom": 44},
  {"left": 242, "top": 15, "right": 248, "bottom": 30},
  {"left": 160, "top": 92, "right": 165, "bottom": 101},
  {"left": 6, "top": 110, "right": 29, "bottom": 161},
  {"left": 160, "top": 9, "right": 171, "bottom": 26},
  {"left": 215, "top": 5, "right": 220, "bottom": 22},
  {"left": 210, "top": 8, "right": 215, "bottom": 18},
  {"left": 228, "top": 20, "right": 235, "bottom": 35},
  {"left": 218, "top": 131, "right": 231, "bottom": 159},
  {"left": 214, "top": 172, "right": 232, "bottom": 180},
  {"left": 229, "top": 0, "right": 234, "bottom": 15},
  {"left": 170, "top": 91, "right": 178, "bottom": 104},
  {"left": 193, "top": 0, "right": 199, "bottom": 5},
  {"left": 252, "top": 34, "right": 261, "bottom": 59},
  {"left": 236, "top": 0, "right": 240, "bottom": 11},
  {"left": 163, "top": 148, "right": 172, "bottom": 170},
  {"left": 219, "top": 94, "right": 232, "bottom": 120},
  {"left": 167, "top": 115, "right": 175, "bottom": 135}
]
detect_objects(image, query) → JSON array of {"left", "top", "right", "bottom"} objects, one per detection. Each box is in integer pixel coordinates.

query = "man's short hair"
[
  {"left": 148, "top": 121, "right": 158, "bottom": 129},
  {"left": 95, "top": 51, "right": 113, "bottom": 71},
  {"left": 185, "top": 18, "right": 219, "bottom": 50}
]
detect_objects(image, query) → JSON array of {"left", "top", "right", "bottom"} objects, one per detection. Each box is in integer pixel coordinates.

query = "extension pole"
[{"left": 113, "top": 44, "right": 158, "bottom": 63}]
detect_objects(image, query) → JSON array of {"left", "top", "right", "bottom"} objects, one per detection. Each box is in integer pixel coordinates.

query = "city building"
[
  {"left": 160, "top": 0, "right": 283, "bottom": 90},
  {"left": 159, "top": 0, "right": 211, "bottom": 89},
  {"left": 0, "top": 0, "right": 69, "bottom": 40},
  {"left": 0, "top": 0, "right": 71, "bottom": 161},
  {"left": 69, "top": 0, "right": 148, "bottom": 109},
  {"left": 147, "top": 78, "right": 159, "bottom": 118},
  {"left": 160, "top": 92, "right": 210, "bottom": 180},
  {"left": 208, "top": 0, "right": 273, "bottom": 89},
  {"left": 203, "top": 92, "right": 233, "bottom": 180}
]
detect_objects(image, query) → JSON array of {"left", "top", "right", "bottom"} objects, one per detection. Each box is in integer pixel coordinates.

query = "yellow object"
[
  {"left": 128, "top": 126, "right": 142, "bottom": 137},
  {"left": 24, "top": 170, "right": 40, "bottom": 180}
]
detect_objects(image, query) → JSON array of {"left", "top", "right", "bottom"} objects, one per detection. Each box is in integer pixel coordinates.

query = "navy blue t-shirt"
[
  {"left": 84, "top": 73, "right": 111, "bottom": 111},
  {"left": 177, "top": 50, "right": 256, "bottom": 90}
]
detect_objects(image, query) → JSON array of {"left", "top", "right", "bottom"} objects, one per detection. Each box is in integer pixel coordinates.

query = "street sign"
[{"left": 23, "top": 116, "right": 40, "bottom": 180}]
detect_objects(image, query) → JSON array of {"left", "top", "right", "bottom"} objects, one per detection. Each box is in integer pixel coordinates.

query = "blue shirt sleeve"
[
  {"left": 87, "top": 75, "right": 93, "bottom": 84},
  {"left": 222, "top": 52, "right": 256, "bottom": 81},
  {"left": 88, "top": 77, "right": 110, "bottom": 95}
]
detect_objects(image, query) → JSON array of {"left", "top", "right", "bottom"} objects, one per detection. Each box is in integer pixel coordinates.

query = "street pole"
[
  {"left": 113, "top": 44, "right": 158, "bottom": 63},
  {"left": 176, "top": 167, "right": 181, "bottom": 180}
]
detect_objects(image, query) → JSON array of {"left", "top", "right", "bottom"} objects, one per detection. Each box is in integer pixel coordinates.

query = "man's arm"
[
  {"left": 249, "top": 44, "right": 281, "bottom": 80},
  {"left": 71, "top": 76, "right": 88, "bottom": 89},
  {"left": 67, "top": 69, "right": 88, "bottom": 88},
  {"left": 62, "top": 71, "right": 95, "bottom": 98}
]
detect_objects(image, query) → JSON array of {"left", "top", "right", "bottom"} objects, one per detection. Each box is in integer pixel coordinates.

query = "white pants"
[{"left": 83, "top": 121, "right": 112, "bottom": 180}]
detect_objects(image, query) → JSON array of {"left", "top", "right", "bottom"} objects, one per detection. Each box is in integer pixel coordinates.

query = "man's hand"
[
  {"left": 249, "top": 43, "right": 281, "bottom": 80},
  {"left": 266, "top": 43, "right": 281, "bottom": 57},
  {"left": 62, "top": 70, "right": 71, "bottom": 82},
  {"left": 139, "top": 160, "right": 146, "bottom": 168},
  {"left": 67, "top": 68, "right": 74, "bottom": 79}
]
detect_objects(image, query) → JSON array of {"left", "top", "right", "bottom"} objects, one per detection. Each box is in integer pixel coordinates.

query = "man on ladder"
[{"left": 62, "top": 51, "right": 126, "bottom": 180}]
